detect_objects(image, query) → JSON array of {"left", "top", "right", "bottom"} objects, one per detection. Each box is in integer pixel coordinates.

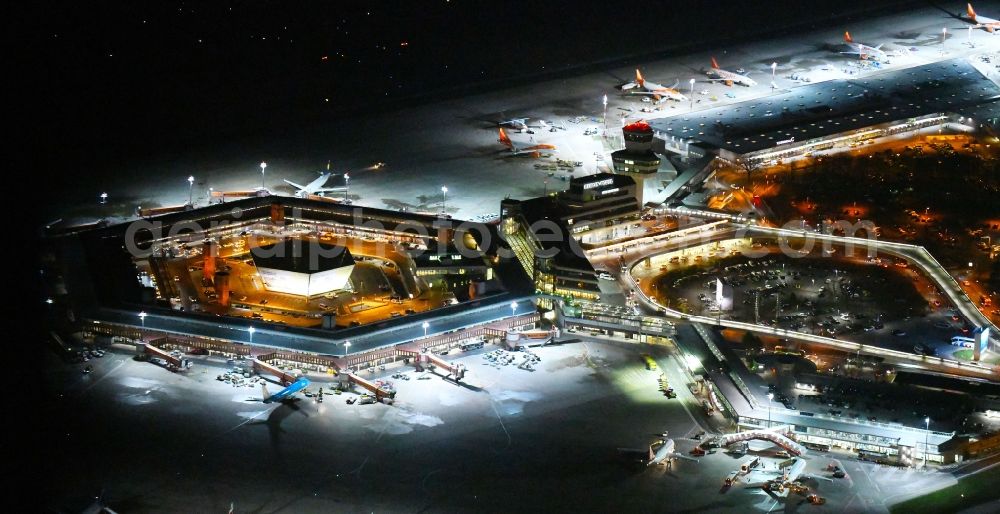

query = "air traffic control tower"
[{"left": 612, "top": 120, "right": 676, "bottom": 206}]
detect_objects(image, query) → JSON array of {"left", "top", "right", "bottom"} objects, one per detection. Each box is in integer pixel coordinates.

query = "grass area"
[
  {"left": 952, "top": 349, "right": 1000, "bottom": 365},
  {"left": 890, "top": 465, "right": 1000, "bottom": 514}
]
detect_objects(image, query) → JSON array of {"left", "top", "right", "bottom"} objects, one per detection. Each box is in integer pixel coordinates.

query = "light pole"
[
  {"left": 924, "top": 417, "right": 930, "bottom": 468},
  {"left": 187, "top": 175, "right": 195, "bottom": 205},
  {"left": 139, "top": 311, "right": 147, "bottom": 328},
  {"left": 689, "top": 78, "right": 695, "bottom": 110},
  {"left": 602, "top": 93, "right": 608, "bottom": 138},
  {"left": 770, "top": 62, "right": 777, "bottom": 89},
  {"left": 441, "top": 185, "right": 448, "bottom": 214},
  {"left": 344, "top": 173, "right": 350, "bottom": 201},
  {"left": 767, "top": 392, "right": 774, "bottom": 428},
  {"left": 344, "top": 340, "right": 351, "bottom": 355},
  {"left": 259, "top": 162, "right": 267, "bottom": 189},
  {"left": 248, "top": 326, "right": 255, "bottom": 344},
  {"left": 100, "top": 192, "right": 108, "bottom": 204},
  {"left": 422, "top": 321, "right": 429, "bottom": 337},
  {"left": 510, "top": 301, "right": 518, "bottom": 318},
  {"left": 941, "top": 27, "right": 947, "bottom": 46}
]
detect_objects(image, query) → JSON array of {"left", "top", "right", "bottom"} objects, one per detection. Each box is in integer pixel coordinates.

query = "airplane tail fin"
[
  {"left": 968, "top": 3, "right": 977, "bottom": 20},
  {"left": 844, "top": 31, "right": 853, "bottom": 43},
  {"left": 711, "top": 57, "right": 720, "bottom": 69},
  {"left": 635, "top": 69, "right": 645, "bottom": 86},
  {"left": 498, "top": 127, "right": 513, "bottom": 147}
]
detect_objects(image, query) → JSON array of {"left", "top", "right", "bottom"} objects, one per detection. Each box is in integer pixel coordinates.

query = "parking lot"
[{"left": 646, "top": 247, "right": 988, "bottom": 358}]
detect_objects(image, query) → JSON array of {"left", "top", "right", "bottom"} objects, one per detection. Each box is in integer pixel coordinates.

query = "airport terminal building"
[
  {"left": 500, "top": 173, "right": 647, "bottom": 302},
  {"left": 649, "top": 58, "right": 1000, "bottom": 165}
]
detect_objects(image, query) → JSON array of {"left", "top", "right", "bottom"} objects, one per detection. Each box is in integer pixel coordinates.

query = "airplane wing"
[
  {"left": 670, "top": 452, "right": 699, "bottom": 462},
  {"left": 313, "top": 186, "right": 348, "bottom": 193},
  {"left": 283, "top": 179, "right": 307, "bottom": 191}
]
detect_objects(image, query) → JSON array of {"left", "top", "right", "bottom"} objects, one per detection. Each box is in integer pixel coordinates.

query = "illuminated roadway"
[{"left": 589, "top": 218, "right": 999, "bottom": 379}]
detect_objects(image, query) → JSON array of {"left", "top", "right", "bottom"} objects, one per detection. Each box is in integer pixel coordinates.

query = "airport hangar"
[
  {"left": 49, "top": 196, "right": 538, "bottom": 370},
  {"left": 649, "top": 58, "right": 1000, "bottom": 165}
]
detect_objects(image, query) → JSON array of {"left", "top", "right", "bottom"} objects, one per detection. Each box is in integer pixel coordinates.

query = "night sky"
[{"left": 25, "top": 0, "right": 913, "bottom": 172}]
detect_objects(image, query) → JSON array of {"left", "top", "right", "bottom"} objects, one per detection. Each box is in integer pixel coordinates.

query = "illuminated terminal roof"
[
  {"left": 251, "top": 239, "right": 354, "bottom": 274},
  {"left": 649, "top": 58, "right": 1000, "bottom": 156}
]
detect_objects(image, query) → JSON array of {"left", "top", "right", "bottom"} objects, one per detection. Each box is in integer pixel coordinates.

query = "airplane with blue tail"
[{"left": 259, "top": 377, "right": 311, "bottom": 404}]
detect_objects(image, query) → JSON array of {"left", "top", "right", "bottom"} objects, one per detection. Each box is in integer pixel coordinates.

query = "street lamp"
[
  {"left": 343, "top": 173, "right": 350, "bottom": 201},
  {"left": 602, "top": 93, "right": 608, "bottom": 137},
  {"left": 248, "top": 326, "right": 255, "bottom": 344},
  {"left": 344, "top": 340, "right": 351, "bottom": 355},
  {"left": 942, "top": 27, "right": 947, "bottom": 45},
  {"left": 510, "top": 301, "right": 518, "bottom": 318},
  {"left": 689, "top": 78, "right": 696, "bottom": 110},
  {"left": 187, "top": 175, "right": 195, "bottom": 205},
  {"left": 139, "top": 311, "right": 147, "bottom": 328},
  {"left": 924, "top": 417, "right": 931, "bottom": 468},
  {"left": 770, "top": 62, "right": 777, "bottom": 89},
  {"left": 422, "top": 321, "right": 429, "bottom": 337},
  {"left": 100, "top": 192, "right": 108, "bottom": 204},
  {"left": 441, "top": 185, "right": 448, "bottom": 214},
  {"left": 259, "top": 162, "right": 267, "bottom": 189},
  {"left": 767, "top": 392, "right": 774, "bottom": 428}
]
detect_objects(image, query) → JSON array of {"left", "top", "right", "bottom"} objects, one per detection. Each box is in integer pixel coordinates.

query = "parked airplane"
[
  {"left": 745, "top": 457, "right": 831, "bottom": 490},
  {"left": 257, "top": 377, "right": 311, "bottom": 404},
  {"left": 707, "top": 58, "right": 757, "bottom": 87},
  {"left": 968, "top": 3, "right": 1000, "bottom": 32},
  {"left": 648, "top": 438, "right": 699, "bottom": 466},
  {"left": 498, "top": 117, "right": 531, "bottom": 132},
  {"left": 497, "top": 127, "right": 557, "bottom": 157},
  {"left": 842, "top": 31, "right": 888, "bottom": 61},
  {"left": 621, "top": 69, "right": 688, "bottom": 101},
  {"left": 284, "top": 172, "right": 346, "bottom": 197}
]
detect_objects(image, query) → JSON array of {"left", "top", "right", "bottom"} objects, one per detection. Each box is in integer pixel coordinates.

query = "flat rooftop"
[
  {"left": 251, "top": 239, "right": 354, "bottom": 274},
  {"left": 650, "top": 58, "right": 1000, "bottom": 156}
]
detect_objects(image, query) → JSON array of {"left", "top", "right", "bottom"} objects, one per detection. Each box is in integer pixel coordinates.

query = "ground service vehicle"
[{"left": 739, "top": 456, "right": 761, "bottom": 473}]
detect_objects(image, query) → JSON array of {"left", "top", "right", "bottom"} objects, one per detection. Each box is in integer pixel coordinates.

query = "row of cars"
[{"left": 77, "top": 347, "right": 107, "bottom": 373}]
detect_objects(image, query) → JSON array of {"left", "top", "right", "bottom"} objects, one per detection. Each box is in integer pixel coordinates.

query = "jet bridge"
[
  {"left": 252, "top": 354, "right": 298, "bottom": 385},
  {"left": 400, "top": 349, "right": 466, "bottom": 380},
  {"left": 715, "top": 427, "right": 807, "bottom": 456},
  {"left": 348, "top": 373, "right": 395, "bottom": 400}
]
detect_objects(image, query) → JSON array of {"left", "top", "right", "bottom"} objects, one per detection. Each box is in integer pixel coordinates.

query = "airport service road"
[{"left": 56, "top": 5, "right": 1000, "bottom": 224}]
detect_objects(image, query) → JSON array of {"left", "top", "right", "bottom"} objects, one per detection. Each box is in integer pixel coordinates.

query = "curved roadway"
[{"left": 603, "top": 221, "right": 999, "bottom": 379}]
